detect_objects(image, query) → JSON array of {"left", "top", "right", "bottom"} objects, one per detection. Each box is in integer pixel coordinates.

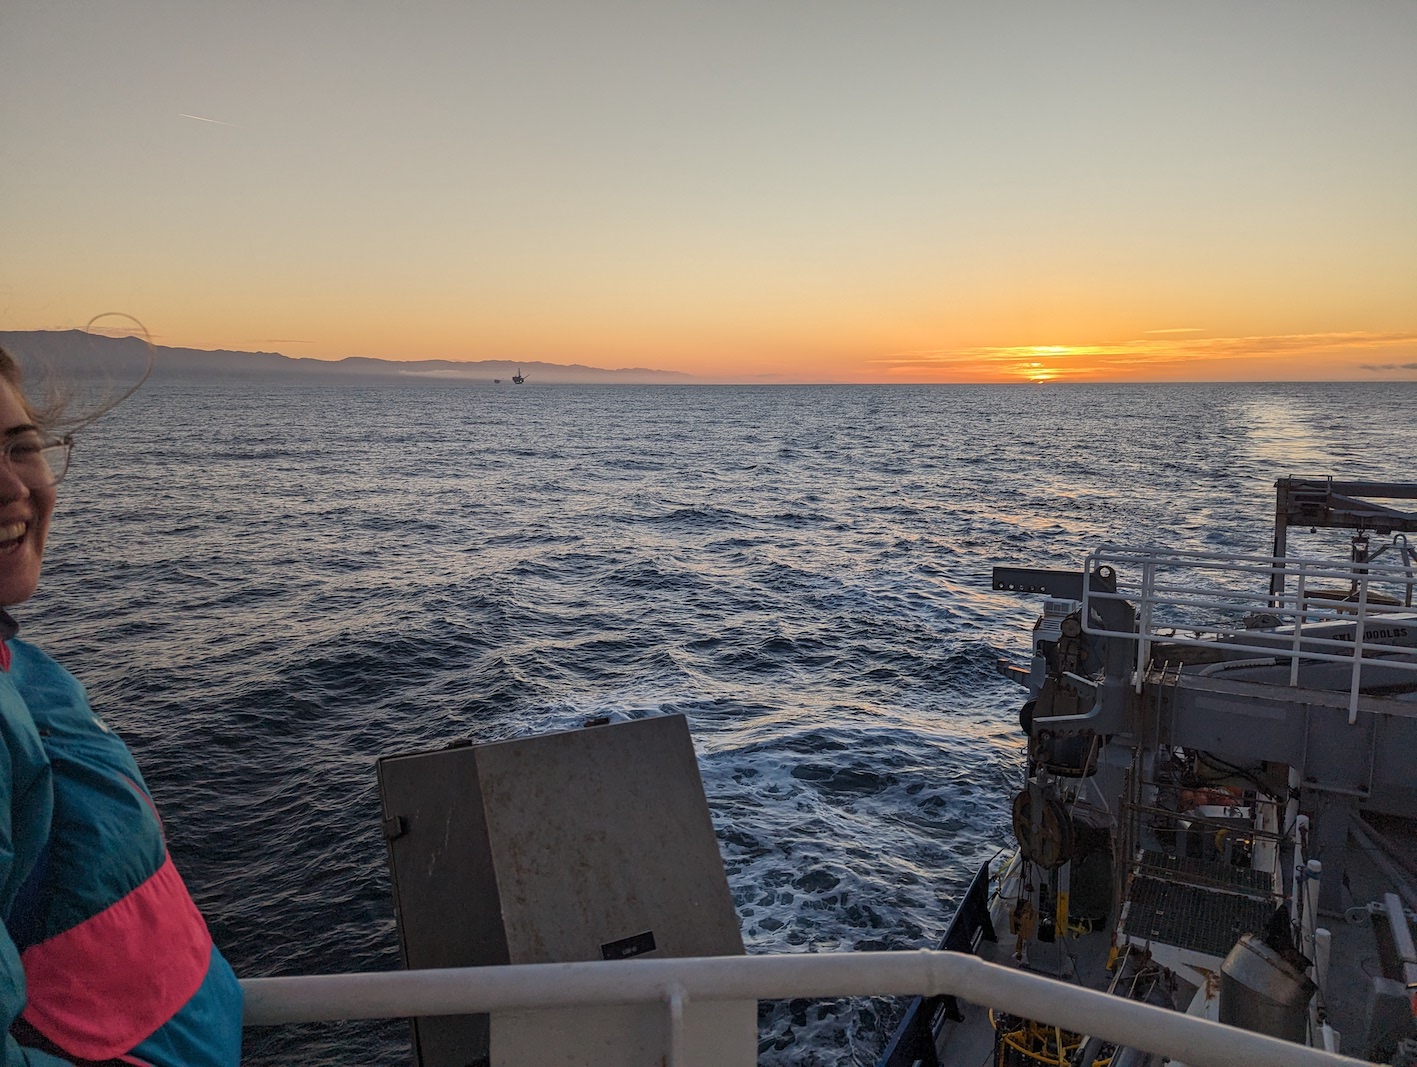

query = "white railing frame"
[
  {"left": 1083, "top": 547, "right": 1417, "bottom": 720},
  {"left": 238, "top": 951, "right": 1372, "bottom": 1067}
]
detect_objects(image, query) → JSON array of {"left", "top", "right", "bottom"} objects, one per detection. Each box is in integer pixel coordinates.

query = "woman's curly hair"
[{"left": 0, "top": 315, "right": 153, "bottom": 433}]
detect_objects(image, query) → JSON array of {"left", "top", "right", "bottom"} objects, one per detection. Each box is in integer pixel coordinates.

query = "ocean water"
[{"left": 20, "top": 377, "right": 1417, "bottom": 1065}]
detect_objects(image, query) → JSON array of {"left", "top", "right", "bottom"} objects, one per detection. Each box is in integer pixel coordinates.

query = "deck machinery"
[{"left": 885, "top": 478, "right": 1417, "bottom": 1067}]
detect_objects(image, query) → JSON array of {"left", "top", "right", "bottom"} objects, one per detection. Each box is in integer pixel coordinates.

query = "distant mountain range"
[{"left": 0, "top": 331, "right": 696, "bottom": 385}]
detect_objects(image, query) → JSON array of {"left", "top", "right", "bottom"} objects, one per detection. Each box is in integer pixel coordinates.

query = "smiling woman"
[
  {"left": 0, "top": 345, "right": 244, "bottom": 1067},
  {"left": 0, "top": 386, "right": 60, "bottom": 607}
]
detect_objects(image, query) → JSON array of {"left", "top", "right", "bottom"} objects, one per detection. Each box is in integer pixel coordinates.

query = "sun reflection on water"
[{"left": 1239, "top": 397, "right": 1336, "bottom": 468}]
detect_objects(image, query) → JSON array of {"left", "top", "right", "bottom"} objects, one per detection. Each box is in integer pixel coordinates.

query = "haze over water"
[{"left": 23, "top": 379, "right": 1417, "bottom": 1065}]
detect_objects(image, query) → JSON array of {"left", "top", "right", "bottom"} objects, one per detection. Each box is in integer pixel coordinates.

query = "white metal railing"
[
  {"left": 239, "top": 950, "right": 1372, "bottom": 1067},
  {"left": 1082, "top": 547, "right": 1417, "bottom": 720}
]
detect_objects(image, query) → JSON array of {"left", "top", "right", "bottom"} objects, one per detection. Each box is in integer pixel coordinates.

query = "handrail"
[
  {"left": 1083, "top": 547, "right": 1417, "bottom": 719},
  {"left": 240, "top": 950, "right": 1371, "bottom": 1067}
]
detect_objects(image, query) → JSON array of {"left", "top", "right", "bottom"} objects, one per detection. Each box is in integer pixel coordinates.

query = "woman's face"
[{"left": 0, "top": 381, "right": 56, "bottom": 606}]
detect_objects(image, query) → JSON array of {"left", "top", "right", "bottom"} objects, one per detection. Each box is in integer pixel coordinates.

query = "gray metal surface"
[
  {"left": 378, "top": 714, "right": 749, "bottom": 1066},
  {"left": 1152, "top": 672, "right": 1417, "bottom": 815},
  {"left": 1219, "top": 935, "right": 1316, "bottom": 1043}
]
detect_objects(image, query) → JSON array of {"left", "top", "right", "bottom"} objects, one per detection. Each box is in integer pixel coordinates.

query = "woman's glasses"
[{"left": 2, "top": 433, "right": 74, "bottom": 487}]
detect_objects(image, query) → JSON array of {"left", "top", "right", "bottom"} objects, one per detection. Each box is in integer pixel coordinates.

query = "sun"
[{"left": 1021, "top": 359, "right": 1062, "bottom": 383}]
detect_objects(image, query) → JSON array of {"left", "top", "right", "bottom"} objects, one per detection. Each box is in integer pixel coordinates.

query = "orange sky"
[{"left": 4, "top": 4, "right": 1415, "bottom": 384}]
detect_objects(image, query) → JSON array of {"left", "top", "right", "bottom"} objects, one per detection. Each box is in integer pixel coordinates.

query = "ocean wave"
[{"left": 22, "top": 378, "right": 1417, "bottom": 1066}]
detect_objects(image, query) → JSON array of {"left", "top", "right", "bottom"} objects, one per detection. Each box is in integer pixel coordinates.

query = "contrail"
[{"left": 179, "top": 113, "right": 238, "bottom": 126}]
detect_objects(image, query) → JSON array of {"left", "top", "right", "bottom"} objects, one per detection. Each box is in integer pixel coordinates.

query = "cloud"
[
  {"left": 881, "top": 332, "right": 1417, "bottom": 375},
  {"left": 179, "top": 113, "right": 238, "bottom": 127},
  {"left": 1359, "top": 362, "right": 1417, "bottom": 371},
  {"left": 1144, "top": 327, "right": 1205, "bottom": 335}
]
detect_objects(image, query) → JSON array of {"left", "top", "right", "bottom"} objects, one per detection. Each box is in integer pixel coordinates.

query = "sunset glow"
[{"left": 3, "top": 3, "right": 1415, "bottom": 384}]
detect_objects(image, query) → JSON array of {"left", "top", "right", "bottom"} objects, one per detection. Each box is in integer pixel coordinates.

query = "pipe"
[
  {"left": 1073, "top": 1035, "right": 1106, "bottom": 1066},
  {"left": 1253, "top": 795, "right": 1279, "bottom": 880},
  {"left": 667, "top": 983, "right": 686, "bottom": 1067},
  {"left": 241, "top": 950, "right": 1371, "bottom": 1067},
  {"left": 1383, "top": 892, "right": 1417, "bottom": 992},
  {"left": 1284, "top": 767, "right": 1300, "bottom": 837},
  {"left": 1320, "top": 1024, "right": 1337, "bottom": 1054},
  {"left": 1196, "top": 657, "right": 1279, "bottom": 677},
  {"left": 1291, "top": 816, "right": 1309, "bottom": 933},
  {"left": 1356, "top": 814, "right": 1417, "bottom": 881},
  {"left": 1349, "top": 819, "right": 1417, "bottom": 912},
  {"left": 1313, "top": 928, "right": 1331, "bottom": 993},
  {"left": 1302, "top": 860, "right": 1321, "bottom": 962}
]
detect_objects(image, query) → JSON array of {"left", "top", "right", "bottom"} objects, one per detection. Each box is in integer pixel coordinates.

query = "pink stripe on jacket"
[{"left": 20, "top": 856, "right": 214, "bottom": 1062}]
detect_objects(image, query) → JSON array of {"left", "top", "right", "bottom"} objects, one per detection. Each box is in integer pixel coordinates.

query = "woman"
[{"left": 0, "top": 346, "right": 242, "bottom": 1065}]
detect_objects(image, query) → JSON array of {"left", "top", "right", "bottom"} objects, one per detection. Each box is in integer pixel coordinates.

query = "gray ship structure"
[{"left": 881, "top": 476, "right": 1417, "bottom": 1067}]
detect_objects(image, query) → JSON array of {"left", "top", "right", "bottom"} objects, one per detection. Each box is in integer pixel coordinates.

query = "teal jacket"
[{"left": 0, "top": 625, "right": 242, "bottom": 1065}]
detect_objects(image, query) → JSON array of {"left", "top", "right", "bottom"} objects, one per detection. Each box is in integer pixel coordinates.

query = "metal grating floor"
[
  {"left": 1135, "top": 849, "right": 1273, "bottom": 896},
  {"left": 1121, "top": 875, "right": 1276, "bottom": 958}
]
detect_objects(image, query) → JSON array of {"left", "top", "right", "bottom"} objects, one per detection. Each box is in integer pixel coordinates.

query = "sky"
[{"left": 3, "top": 2, "right": 1415, "bottom": 384}]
